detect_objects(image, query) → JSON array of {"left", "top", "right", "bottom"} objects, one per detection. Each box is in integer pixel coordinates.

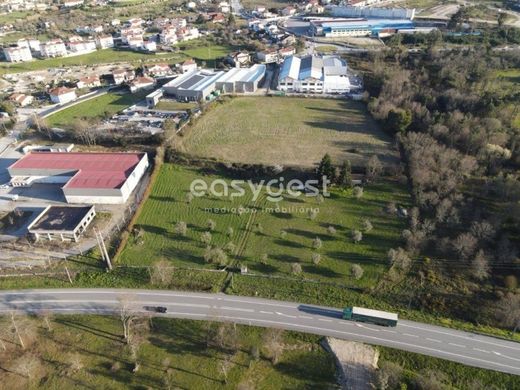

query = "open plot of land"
[
  {"left": 46, "top": 92, "right": 146, "bottom": 128},
  {"left": 0, "top": 48, "right": 185, "bottom": 75},
  {"left": 180, "top": 97, "right": 397, "bottom": 168},
  {"left": 0, "top": 314, "right": 336, "bottom": 389},
  {"left": 119, "top": 164, "right": 409, "bottom": 288}
]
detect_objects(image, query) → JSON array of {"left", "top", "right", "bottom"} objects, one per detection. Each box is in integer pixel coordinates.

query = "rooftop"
[
  {"left": 29, "top": 205, "right": 94, "bottom": 232},
  {"left": 9, "top": 152, "right": 146, "bottom": 189}
]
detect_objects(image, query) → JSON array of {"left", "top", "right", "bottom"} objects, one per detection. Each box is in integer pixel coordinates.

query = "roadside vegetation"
[{"left": 0, "top": 314, "right": 336, "bottom": 389}]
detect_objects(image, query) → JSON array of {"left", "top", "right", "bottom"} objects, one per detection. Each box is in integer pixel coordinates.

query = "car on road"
[
  {"left": 144, "top": 306, "right": 167, "bottom": 313},
  {"left": 343, "top": 306, "right": 398, "bottom": 327}
]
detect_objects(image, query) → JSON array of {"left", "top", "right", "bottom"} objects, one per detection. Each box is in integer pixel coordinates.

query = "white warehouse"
[
  {"left": 278, "top": 55, "right": 350, "bottom": 94},
  {"left": 215, "top": 64, "right": 266, "bottom": 93}
]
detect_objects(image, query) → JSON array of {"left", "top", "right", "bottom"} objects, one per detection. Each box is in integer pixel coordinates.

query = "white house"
[
  {"left": 9, "top": 93, "right": 33, "bottom": 107},
  {"left": 160, "top": 26, "right": 178, "bottom": 44},
  {"left": 129, "top": 76, "right": 155, "bottom": 93},
  {"left": 145, "top": 63, "right": 172, "bottom": 77},
  {"left": 49, "top": 87, "right": 77, "bottom": 104},
  {"left": 142, "top": 40, "right": 157, "bottom": 52},
  {"left": 180, "top": 58, "right": 197, "bottom": 73},
  {"left": 76, "top": 75, "right": 101, "bottom": 89},
  {"left": 95, "top": 35, "right": 114, "bottom": 49},
  {"left": 40, "top": 39, "right": 67, "bottom": 58},
  {"left": 67, "top": 38, "right": 97, "bottom": 54},
  {"left": 257, "top": 49, "right": 278, "bottom": 64},
  {"left": 112, "top": 68, "right": 135, "bottom": 85},
  {"left": 3, "top": 46, "right": 32, "bottom": 62}
]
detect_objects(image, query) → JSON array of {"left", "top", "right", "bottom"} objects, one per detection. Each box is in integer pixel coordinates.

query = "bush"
[
  {"left": 351, "top": 264, "right": 364, "bottom": 280},
  {"left": 291, "top": 263, "right": 302, "bottom": 275},
  {"left": 353, "top": 186, "right": 364, "bottom": 199}
]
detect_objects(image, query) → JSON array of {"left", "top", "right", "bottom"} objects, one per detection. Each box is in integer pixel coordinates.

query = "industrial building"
[
  {"left": 7, "top": 152, "right": 148, "bottom": 204},
  {"left": 163, "top": 69, "right": 224, "bottom": 101},
  {"left": 331, "top": 5, "right": 416, "bottom": 20},
  {"left": 28, "top": 205, "right": 96, "bottom": 242},
  {"left": 310, "top": 18, "right": 415, "bottom": 37},
  {"left": 278, "top": 55, "right": 350, "bottom": 94},
  {"left": 215, "top": 64, "right": 266, "bottom": 93}
]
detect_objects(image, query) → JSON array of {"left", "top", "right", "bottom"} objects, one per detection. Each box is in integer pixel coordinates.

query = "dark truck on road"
[{"left": 343, "top": 306, "right": 398, "bottom": 327}]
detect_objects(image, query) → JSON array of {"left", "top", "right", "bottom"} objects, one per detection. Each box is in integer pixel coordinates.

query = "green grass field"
[
  {"left": 0, "top": 314, "right": 336, "bottom": 389},
  {"left": 46, "top": 92, "right": 145, "bottom": 128},
  {"left": 119, "top": 164, "right": 410, "bottom": 288},
  {"left": 181, "top": 97, "right": 397, "bottom": 168},
  {"left": 0, "top": 49, "right": 185, "bottom": 75}
]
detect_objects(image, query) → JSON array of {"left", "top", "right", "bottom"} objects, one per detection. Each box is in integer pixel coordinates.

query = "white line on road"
[
  {"left": 260, "top": 310, "right": 273, "bottom": 315},
  {"left": 298, "top": 315, "right": 313, "bottom": 320},
  {"left": 426, "top": 338, "right": 442, "bottom": 343},
  {"left": 403, "top": 333, "right": 419, "bottom": 338},
  {"left": 473, "top": 348, "right": 489, "bottom": 353},
  {"left": 275, "top": 312, "right": 297, "bottom": 319},
  {"left": 220, "top": 306, "right": 254, "bottom": 313},
  {"left": 448, "top": 343, "right": 466, "bottom": 348},
  {"left": 318, "top": 318, "right": 333, "bottom": 322}
]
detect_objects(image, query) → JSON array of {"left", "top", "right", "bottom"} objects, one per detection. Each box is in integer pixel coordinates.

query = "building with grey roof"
[
  {"left": 278, "top": 55, "right": 350, "bottom": 94},
  {"left": 215, "top": 64, "right": 266, "bottom": 93},
  {"left": 163, "top": 69, "right": 224, "bottom": 101}
]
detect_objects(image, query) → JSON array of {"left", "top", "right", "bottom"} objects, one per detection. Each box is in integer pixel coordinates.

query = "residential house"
[
  {"left": 40, "top": 39, "right": 67, "bottom": 58},
  {"left": 129, "top": 76, "right": 155, "bottom": 93},
  {"left": 142, "top": 40, "right": 157, "bottom": 52},
  {"left": 17, "top": 38, "right": 40, "bottom": 53},
  {"left": 3, "top": 46, "right": 32, "bottom": 62},
  {"left": 160, "top": 26, "right": 178, "bottom": 45},
  {"left": 226, "top": 51, "right": 250, "bottom": 68},
  {"left": 9, "top": 93, "right": 33, "bottom": 107},
  {"left": 49, "top": 87, "right": 77, "bottom": 104},
  {"left": 219, "top": 1, "right": 230, "bottom": 13},
  {"left": 257, "top": 49, "right": 278, "bottom": 64},
  {"left": 95, "top": 35, "right": 114, "bottom": 49},
  {"left": 278, "top": 46, "right": 296, "bottom": 59},
  {"left": 62, "top": 0, "right": 84, "bottom": 8},
  {"left": 177, "top": 27, "right": 199, "bottom": 41},
  {"left": 209, "top": 13, "right": 226, "bottom": 23},
  {"left": 145, "top": 63, "right": 172, "bottom": 77},
  {"left": 282, "top": 6, "right": 296, "bottom": 16},
  {"left": 67, "top": 38, "right": 96, "bottom": 54},
  {"left": 180, "top": 58, "right": 197, "bottom": 73},
  {"left": 127, "top": 35, "right": 144, "bottom": 48},
  {"left": 112, "top": 68, "right": 135, "bottom": 85},
  {"left": 76, "top": 75, "right": 101, "bottom": 89}
]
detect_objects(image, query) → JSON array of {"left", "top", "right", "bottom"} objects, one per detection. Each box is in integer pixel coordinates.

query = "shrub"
[
  {"left": 351, "top": 264, "right": 364, "bottom": 280},
  {"left": 353, "top": 186, "right": 364, "bottom": 199}
]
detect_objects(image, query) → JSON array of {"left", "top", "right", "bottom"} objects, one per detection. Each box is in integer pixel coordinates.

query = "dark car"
[{"left": 144, "top": 306, "right": 167, "bottom": 313}]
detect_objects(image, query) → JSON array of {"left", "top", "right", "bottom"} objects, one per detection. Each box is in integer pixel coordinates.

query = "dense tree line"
[{"left": 366, "top": 46, "right": 520, "bottom": 328}]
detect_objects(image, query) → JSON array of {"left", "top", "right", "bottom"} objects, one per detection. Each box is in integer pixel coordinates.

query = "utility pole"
[{"left": 94, "top": 228, "right": 112, "bottom": 270}]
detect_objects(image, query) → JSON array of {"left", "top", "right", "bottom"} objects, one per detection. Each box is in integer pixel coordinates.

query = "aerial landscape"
[{"left": 0, "top": 0, "right": 519, "bottom": 388}]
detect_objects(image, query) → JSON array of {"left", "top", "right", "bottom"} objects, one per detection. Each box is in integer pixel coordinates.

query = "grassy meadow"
[
  {"left": 119, "top": 164, "right": 410, "bottom": 288},
  {"left": 180, "top": 97, "right": 397, "bottom": 168}
]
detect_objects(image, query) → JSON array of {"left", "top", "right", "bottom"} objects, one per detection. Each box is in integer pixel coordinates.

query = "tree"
[
  {"left": 219, "top": 354, "right": 233, "bottom": 384},
  {"left": 387, "top": 247, "right": 411, "bottom": 270},
  {"left": 495, "top": 293, "right": 520, "bottom": 332},
  {"left": 361, "top": 218, "right": 373, "bottom": 232},
  {"left": 312, "top": 237, "right": 322, "bottom": 249},
  {"left": 366, "top": 155, "right": 383, "bottom": 180},
  {"left": 72, "top": 119, "right": 98, "bottom": 146},
  {"left": 311, "top": 253, "right": 321, "bottom": 265},
  {"left": 385, "top": 108, "right": 411, "bottom": 133},
  {"left": 150, "top": 259, "right": 174, "bottom": 286},
  {"left": 201, "top": 231, "right": 212, "bottom": 245},
  {"left": 317, "top": 153, "right": 335, "bottom": 183},
  {"left": 127, "top": 317, "right": 150, "bottom": 373},
  {"left": 353, "top": 186, "right": 364, "bottom": 199},
  {"left": 352, "top": 229, "right": 363, "bottom": 244},
  {"left": 226, "top": 227, "right": 234, "bottom": 237},
  {"left": 351, "top": 264, "right": 364, "bottom": 280},
  {"left": 291, "top": 262, "right": 302, "bottom": 275},
  {"left": 452, "top": 233, "right": 477, "bottom": 260},
  {"left": 263, "top": 328, "right": 284, "bottom": 364},
  {"left": 280, "top": 230, "right": 287, "bottom": 239},
  {"left": 118, "top": 294, "right": 137, "bottom": 343},
  {"left": 327, "top": 226, "right": 336, "bottom": 235},
  {"left": 498, "top": 12, "right": 507, "bottom": 28},
  {"left": 224, "top": 241, "right": 236, "bottom": 255},
  {"left": 471, "top": 250, "right": 490, "bottom": 281},
  {"left": 207, "top": 219, "right": 216, "bottom": 231},
  {"left": 66, "top": 352, "right": 84, "bottom": 374},
  {"left": 308, "top": 209, "right": 318, "bottom": 220},
  {"left": 0, "top": 101, "right": 15, "bottom": 117},
  {"left": 174, "top": 221, "right": 187, "bottom": 236},
  {"left": 337, "top": 160, "right": 352, "bottom": 188},
  {"left": 186, "top": 193, "right": 194, "bottom": 204},
  {"left": 204, "top": 247, "right": 228, "bottom": 266}
]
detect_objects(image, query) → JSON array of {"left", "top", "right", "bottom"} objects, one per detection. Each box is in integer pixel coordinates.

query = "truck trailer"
[{"left": 343, "top": 306, "right": 398, "bottom": 327}]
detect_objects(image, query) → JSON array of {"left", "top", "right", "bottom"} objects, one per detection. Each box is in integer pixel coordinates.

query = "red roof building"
[{"left": 8, "top": 152, "right": 149, "bottom": 204}]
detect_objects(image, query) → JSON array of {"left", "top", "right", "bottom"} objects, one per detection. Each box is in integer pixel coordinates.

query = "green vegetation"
[
  {"left": 0, "top": 49, "right": 185, "bottom": 75},
  {"left": 315, "top": 45, "right": 338, "bottom": 53},
  {"left": 182, "top": 43, "right": 232, "bottom": 61},
  {"left": 181, "top": 97, "right": 397, "bottom": 168},
  {"left": 0, "top": 11, "right": 30, "bottom": 24},
  {"left": 119, "top": 164, "right": 410, "bottom": 288},
  {"left": 377, "top": 347, "right": 520, "bottom": 389},
  {"left": 0, "top": 314, "right": 336, "bottom": 389},
  {"left": 155, "top": 99, "right": 198, "bottom": 111},
  {"left": 46, "top": 92, "right": 145, "bottom": 128}
]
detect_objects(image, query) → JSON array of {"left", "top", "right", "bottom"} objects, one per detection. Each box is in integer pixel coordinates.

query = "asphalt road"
[{"left": 1, "top": 289, "right": 519, "bottom": 375}]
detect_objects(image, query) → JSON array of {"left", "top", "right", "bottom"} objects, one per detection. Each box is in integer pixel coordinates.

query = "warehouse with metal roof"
[
  {"left": 278, "top": 55, "right": 350, "bottom": 94},
  {"left": 7, "top": 152, "right": 149, "bottom": 204},
  {"left": 215, "top": 64, "right": 266, "bottom": 93},
  {"left": 163, "top": 69, "right": 224, "bottom": 101}
]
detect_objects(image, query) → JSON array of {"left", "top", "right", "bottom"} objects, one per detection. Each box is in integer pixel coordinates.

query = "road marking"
[
  {"left": 275, "top": 312, "right": 297, "bottom": 319},
  {"left": 355, "top": 323, "right": 379, "bottom": 332},
  {"left": 403, "top": 333, "right": 419, "bottom": 338},
  {"left": 474, "top": 348, "right": 489, "bottom": 353},
  {"left": 380, "top": 329, "right": 396, "bottom": 334},
  {"left": 260, "top": 310, "right": 273, "bottom": 315},
  {"left": 448, "top": 343, "right": 466, "bottom": 348},
  {"left": 426, "top": 338, "right": 442, "bottom": 343},
  {"left": 298, "top": 315, "right": 313, "bottom": 320},
  {"left": 318, "top": 318, "right": 332, "bottom": 322},
  {"left": 220, "top": 306, "right": 254, "bottom": 313}
]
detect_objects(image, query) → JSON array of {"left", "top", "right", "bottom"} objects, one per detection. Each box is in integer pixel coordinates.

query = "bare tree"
[
  {"left": 219, "top": 354, "right": 233, "bottom": 384},
  {"left": 327, "top": 226, "right": 336, "bottom": 235},
  {"left": 38, "top": 309, "right": 53, "bottom": 331},
  {"left": 164, "top": 368, "right": 176, "bottom": 390},
  {"left": 127, "top": 317, "right": 150, "bottom": 373},
  {"left": 174, "top": 221, "right": 187, "bottom": 236},
  {"left": 201, "top": 231, "right": 212, "bottom": 245},
  {"left": 12, "top": 353, "right": 45, "bottom": 384},
  {"left": 361, "top": 218, "right": 373, "bottom": 232},
  {"left": 118, "top": 294, "right": 137, "bottom": 343},
  {"left": 186, "top": 193, "right": 194, "bottom": 204},
  {"left": 66, "top": 352, "right": 84, "bottom": 374},
  {"left": 311, "top": 253, "right": 321, "bottom": 265},
  {"left": 387, "top": 247, "right": 411, "bottom": 270},
  {"left": 352, "top": 230, "right": 363, "bottom": 244},
  {"left": 471, "top": 250, "right": 490, "bottom": 281},
  {"left": 495, "top": 293, "right": 520, "bottom": 332},
  {"left": 353, "top": 186, "right": 364, "bottom": 199},
  {"left": 312, "top": 237, "right": 322, "bottom": 250},
  {"left": 452, "top": 233, "right": 477, "bottom": 260},
  {"left": 226, "top": 227, "right": 234, "bottom": 237},
  {"left": 291, "top": 262, "right": 302, "bottom": 275},
  {"left": 150, "top": 259, "right": 174, "bottom": 286},
  {"left": 207, "top": 219, "right": 217, "bottom": 231},
  {"left": 366, "top": 155, "right": 383, "bottom": 179},
  {"left": 351, "top": 264, "right": 364, "bottom": 280},
  {"left": 263, "top": 328, "right": 284, "bottom": 365}
]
